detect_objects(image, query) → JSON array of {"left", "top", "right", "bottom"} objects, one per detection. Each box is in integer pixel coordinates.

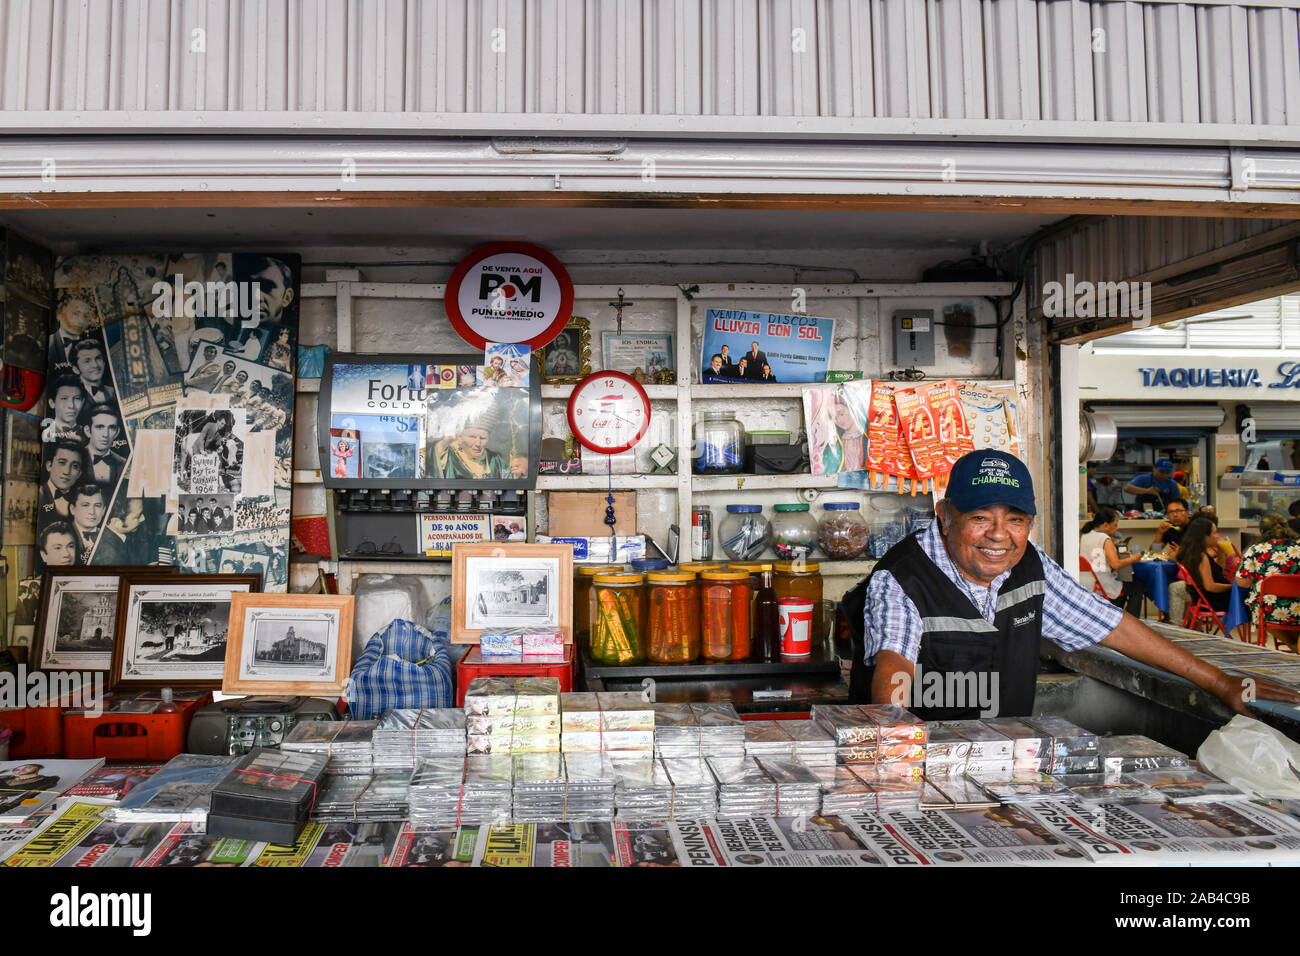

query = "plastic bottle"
[{"left": 156, "top": 687, "right": 179, "bottom": 714}]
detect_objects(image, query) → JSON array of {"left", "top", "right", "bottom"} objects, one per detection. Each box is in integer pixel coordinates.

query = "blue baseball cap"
[
  {"left": 1154, "top": 458, "right": 1175, "bottom": 471},
  {"left": 945, "top": 449, "right": 1037, "bottom": 516}
]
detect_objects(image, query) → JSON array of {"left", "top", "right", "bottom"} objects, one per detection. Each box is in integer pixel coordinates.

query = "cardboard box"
[{"left": 547, "top": 492, "right": 638, "bottom": 536}]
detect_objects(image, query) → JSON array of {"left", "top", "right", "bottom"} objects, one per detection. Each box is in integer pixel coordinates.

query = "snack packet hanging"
[
  {"left": 895, "top": 386, "right": 945, "bottom": 495},
  {"left": 856, "top": 381, "right": 909, "bottom": 491},
  {"left": 958, "top": 384, "right": 1019, "bottom": 456},
  {"left": 927, "top": 378, "right": 971, "bottom": 467}
]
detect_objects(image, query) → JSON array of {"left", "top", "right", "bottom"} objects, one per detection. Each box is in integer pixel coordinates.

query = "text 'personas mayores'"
[{"left": 709, "top": 310, "right": 825, "bottom": 340}]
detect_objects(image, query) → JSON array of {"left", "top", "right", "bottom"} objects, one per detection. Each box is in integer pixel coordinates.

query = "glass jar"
[
  {"left": 771, "top": 503, "right": 818, "bottom": 559},
  {"left": 719, "top": 505, "right": 772, "bottom": 560},
  {"left": 699, "top": 570, "right": 751, "bottom": 660},
  {"left": 818, "top": 503, "right": 870, "bottom": 560},
  {"left": 693, "top": 411, "right": 745, "bottom": 474},
  {"left": 589, "top": 572, "right": 647, "bottom": 665},
  {"left": 677, "top": 561, "right": 723, "bottom": 577},
  {"left": 646, "top": 572, "right": 701, "bottom": 663},
  {"left": 574, "top": 565, "right": 623, "bottom": 641},
  {"left": 773, "top": 561, "right": 824, "bottom": 646}
]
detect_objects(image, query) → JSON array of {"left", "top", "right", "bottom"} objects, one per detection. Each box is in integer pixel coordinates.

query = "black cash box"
[
  {"left": 745, "top": 444, "right": 808, "bottom": 474},
  {"left": 207, "top": 747, "right": 329, "bottom": 846}
]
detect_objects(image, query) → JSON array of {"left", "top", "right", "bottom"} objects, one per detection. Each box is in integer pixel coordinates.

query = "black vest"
[{"left": 846, "top": 534, "right": 1047, "bottom": 720}]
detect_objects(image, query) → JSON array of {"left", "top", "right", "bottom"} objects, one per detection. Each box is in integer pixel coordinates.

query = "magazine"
[{"left": 0, "top": 758, "right": 105, "bottom": 823}]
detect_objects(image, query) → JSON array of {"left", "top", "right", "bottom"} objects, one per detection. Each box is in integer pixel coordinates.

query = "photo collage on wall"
[{"left": 34, "top": 253, "right": 300, "bottom": 593}]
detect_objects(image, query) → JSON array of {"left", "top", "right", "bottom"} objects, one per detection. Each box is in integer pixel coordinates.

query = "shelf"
[
  {"left": 817, "top": 560, "right": 877, "bottom": 575},
  {"left": 691, "top": 384, "right": 812, "bottom": 399},
  {"left": 541, "top": 384, "right": 678, "bottom": 400},
  {"left": 691, "top": 473, "right": 839, "bottom": 490},
  {"left": 535, "top": 474, "right": 679, "bottom": 490},
  {"left": 297, "top": 378, "right": 321, "bottom": 393}
]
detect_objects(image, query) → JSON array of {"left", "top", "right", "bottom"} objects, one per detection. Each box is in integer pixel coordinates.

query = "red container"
[
  {"left": 1, "top": 706, "right": 66, "bottom": 758},
  {"left": 455, "top": 645, "right": 574, "bottom": 707},
  {"left": 778, "top": 598, "right": 814, "bottom": 658},
  {"left": 62, "top": 693, "right": 211, "bottom": 762}
]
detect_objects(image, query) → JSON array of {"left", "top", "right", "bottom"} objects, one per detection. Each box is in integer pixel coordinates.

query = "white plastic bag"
[
  {"left": 1196, "top": 714, "right": 1300, "bottom": 799},
  {"left": 351, "top": 574, "right": 430, "bottom": 661}
]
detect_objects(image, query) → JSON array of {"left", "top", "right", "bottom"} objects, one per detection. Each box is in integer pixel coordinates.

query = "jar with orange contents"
[
  {"left": 773, "top": 561, "right": 824, "bottom": 645},
  {"left": 646, "top": 572, "right": 701, "bottom": 663},
  {"left": 699, "top": 570, "right": 751, "bottom": 661}
]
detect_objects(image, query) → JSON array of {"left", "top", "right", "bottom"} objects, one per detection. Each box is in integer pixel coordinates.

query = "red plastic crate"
[
  {"left": 456, "top": 645, "right": 574, "bottom": 706},
  {"left": 62, "top": 693, "right": 211, "bottom": 762},
  {"left": 0, "top": 706, "right": 65, "bottom": 758}
]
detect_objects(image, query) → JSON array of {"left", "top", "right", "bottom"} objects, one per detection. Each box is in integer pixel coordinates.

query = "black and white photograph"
[
  {"left": 112, "top": 575, "right": 259, "bottom": 689},
  {"left": 173, "top": 409, "right": 245, "bottom": 497},
  {"left": 33, "top": 571, "right": 123, "bottom": 671},
  {"left": 178, "top": 494, "right": 236, "bottom": 535},
  {"left": 465, "top": 558, "right": 558, "bottom": 630},
  {"left": 223, "top": 594, "right": 354, "bottom": 695}
]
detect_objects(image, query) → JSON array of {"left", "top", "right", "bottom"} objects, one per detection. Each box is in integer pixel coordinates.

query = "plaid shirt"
[
  {"left": 864, "top": 521, "right": 1122, "bottom": 664},
  {"left": 347, "top": 619, "right": 455, "bottom": 719}
]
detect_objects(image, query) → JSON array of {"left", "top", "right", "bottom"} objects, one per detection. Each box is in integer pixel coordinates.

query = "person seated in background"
[
  {"left": 1080, "top": 507, "right": 1147, "bottom": 615},
  {"left": 1179, "top": 517, "right": 1233, "bottom": 614},
  {"left": 1234, "top": 513, "right": 1300, "bottom": 646},
  {"left": 1196, "top": 506, "right": 1241, "bottom": 576},
  {"left": 1151, "top": 498, "right": 1191, "bottom": 556}
]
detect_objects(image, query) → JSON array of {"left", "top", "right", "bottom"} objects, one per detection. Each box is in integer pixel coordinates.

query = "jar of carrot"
[
  {"left": 589, "top": 572, "right": 646, "bottom": 665},
  {"left": 646, "top": 572, "right": 700, "bottom": 663},
  {"left": 699, "top": 570, "right": 751, "bottom": 661}
]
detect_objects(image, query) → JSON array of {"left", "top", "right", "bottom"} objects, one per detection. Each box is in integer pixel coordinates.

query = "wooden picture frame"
[
  {"left": 32, "top": 566, "right": 177, "bottom": 673},
  {"left": 222, "top": 593, "right": 355, "bottom": 696},
  {"left": 450, "top": 542, "right": 573, "bottom": 644},
  {"left": 110, "top": 573, "right": 260, "bottom": 690},
  {"left": 539, "top": 316, "right": 591, "bottom": 384}
]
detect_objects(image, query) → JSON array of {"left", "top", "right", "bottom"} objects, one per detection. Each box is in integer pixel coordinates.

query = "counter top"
[{"left": 1117, "top": 518, "right": 1248, "bottom": 529}]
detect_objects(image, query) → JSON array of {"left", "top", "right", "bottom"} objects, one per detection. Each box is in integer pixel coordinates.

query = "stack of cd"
[
  {"left": 1099, "top": 735, "right": 1190, "bottom": 775},
  {"left": 653, "top": 702, "right": 745, "bottom": 759},
  {"left": 281, "top": 721, "right": 377, "bottom": 774},
  {"left": 821, "top": 765, "right": 923, "bottom": 814},
  {"left": 939, "top": 720, "right": 1014, "bottom": 776},
  {"left": 708, "top": 756, "right": 823, "bottom": 819},
  {"left": 464, "top": 678, "right": 561, "bottom": 755},
  {"left": 560, "top": 693, "right": 655, "bottom": 755},
  {"left": 613, "top": 757, "right": 718, "bottom": 821},
  {"left": 512, "top": 753, "right": 617, "bottom": 822},
  {"left": 408, "top": 755, "right": 513, "bottom": 827},
  {"left": 982, "top": 717, "right": 1100, "bottom": 774},
  {"left": 372, "top": 709, "right": 466, "bottom": 769},
  {"left": 314, "top": 770, "right": 412, "bottom": 823},
  {"left": 743, "top": 720, "right": 836, "bottom": 783}
]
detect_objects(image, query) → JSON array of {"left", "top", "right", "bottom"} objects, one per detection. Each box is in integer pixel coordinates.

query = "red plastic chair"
[
  {"left": 1177, "top": 564, "right": 1232, "bottom": 638},
  {"left": 1256, "top": 574, "right": 1300, "bottom": 653},
  {"left": 1078, "top": 555, "right": 1110, "bottom": 598}
]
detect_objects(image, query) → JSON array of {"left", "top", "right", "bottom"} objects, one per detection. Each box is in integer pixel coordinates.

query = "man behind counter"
[
  {"left": 1124, "top": 458, "right": 1180, "bottom": 511},
  {"left": 846, "top": 450, "right": 1299, "bottom": 720}
]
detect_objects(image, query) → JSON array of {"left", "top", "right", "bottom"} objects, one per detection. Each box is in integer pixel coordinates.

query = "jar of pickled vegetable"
[
  {"left": 574, "top": 565, "right": 622, "bottom": 642},
  {"left": 699, "top": 570, "right": 751, "bottom": 660},
  {"left": 646, "top": 572, "right": 701, "bottom": 663},
  {"left": 590, "top": 572, "right": 647, "bottom": 665},
  {"left": 773, "top": 561, "right": 824, "bottom": 645}
]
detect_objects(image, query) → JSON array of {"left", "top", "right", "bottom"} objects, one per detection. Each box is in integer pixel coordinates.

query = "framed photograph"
[
  {"left": 110, "top": 573, "right": 260, "bottom": 690},
  {"left": 450, "top": 543, "right": 573, "bottom": 644},
  {"left": 33, "top": 567, "right": 177, "bottom": 673},
  {"left": 601, "top": 332, "right": 674, "bottom": 380},
  {"left": 222, "top": 593, "right": 355, "bottom": 696},
  {"left": 540, "top": 317, "right": 591, "bottom": 384}
]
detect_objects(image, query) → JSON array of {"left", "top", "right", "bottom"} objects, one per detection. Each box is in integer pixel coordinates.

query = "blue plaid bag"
[{"left": 345, "top": 619, "right": 454, "bottom": 719}]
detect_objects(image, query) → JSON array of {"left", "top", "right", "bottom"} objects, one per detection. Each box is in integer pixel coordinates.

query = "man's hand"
[
  {"left": 1156, "top": 520, "right": 1172, "bottom": 536},
  {"left": 1210, "top": 671, "right": 1300, "bottom": 716}
]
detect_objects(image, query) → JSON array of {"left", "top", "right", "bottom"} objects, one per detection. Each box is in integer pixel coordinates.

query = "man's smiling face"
[{"left": 939, "top": 501, "right": 1032, "bottom": 587}]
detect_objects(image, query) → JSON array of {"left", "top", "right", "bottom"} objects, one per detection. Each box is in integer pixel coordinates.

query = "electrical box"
[{"left": 893, "top": 310, "right": 936, "bottom": 367}]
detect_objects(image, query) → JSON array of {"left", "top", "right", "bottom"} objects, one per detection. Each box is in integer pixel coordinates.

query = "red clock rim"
[
  {"left": 444, "top": 241, "right": 575, "bottom": 351},
  {"left": 566, "top": 370, "right": 652, "bottom": 455}
]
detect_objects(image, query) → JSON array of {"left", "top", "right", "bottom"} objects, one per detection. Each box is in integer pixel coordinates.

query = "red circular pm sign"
[{"left": 444, "top": 242, "right": 575, "bottom": 351}]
